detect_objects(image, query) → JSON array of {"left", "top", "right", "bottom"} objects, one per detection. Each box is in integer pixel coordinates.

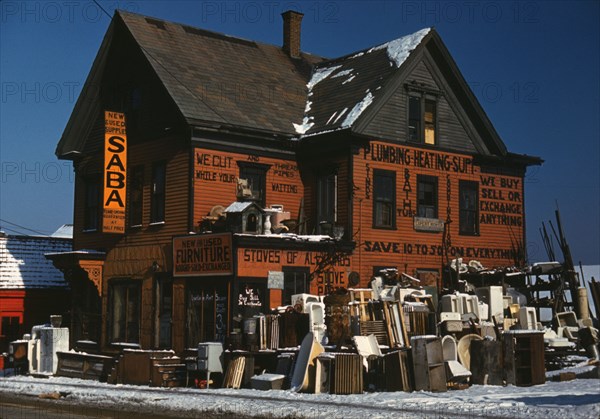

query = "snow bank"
[{"left": 0, "top": 375, "right": 598, "bottom": 418}]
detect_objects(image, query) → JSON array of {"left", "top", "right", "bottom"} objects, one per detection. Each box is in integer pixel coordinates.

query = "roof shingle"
[{"left": 0, "top": 235, "right": 71, "bottom": 289}]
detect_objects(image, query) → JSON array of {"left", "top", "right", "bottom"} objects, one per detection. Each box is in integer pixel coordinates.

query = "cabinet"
[
  {"left": 411, "top": 336, "right": 447, "bottom": 392},
  {"left": 197, "top": 342, "right": 223, "bottom": 388},
  {"left": 502, "top": 331, "right": 545, "bottom": 386}
]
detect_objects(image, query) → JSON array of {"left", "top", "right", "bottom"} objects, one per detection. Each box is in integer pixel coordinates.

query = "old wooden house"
[{"left": 53, "top": 10, "right": 541, "bottom": 352}]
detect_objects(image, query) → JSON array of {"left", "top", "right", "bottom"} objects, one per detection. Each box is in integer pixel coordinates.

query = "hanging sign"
[
  {"left": 267, "top": 271, "right": 284, "bottom": 289},
  {"left": 103, "top": 111, "right": 127, "bottom": 233}
]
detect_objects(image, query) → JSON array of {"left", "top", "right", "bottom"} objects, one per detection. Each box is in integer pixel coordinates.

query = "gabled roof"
[
  {"left": 58, "top": 11, "right": 538, "bottom": 163},
  {"left": 225, "top": 201, "right": 263, "bottom": 213},
  {"left": 57, "top": 11, "right": 325, "bottom": 157},
  {"left": 120, "top": 12, "right": 325, "bottom": 133},
  {"left": 0, "top": 235, "right": 71, "bottom": 289},
  {"left": 291, "top": 28, "right": 521, "bottom": 159},
  {"left": 294, "top": 28, "right": 431, "bottom": 136},
  {"left": 51, "top": 224, "right": 73, "bottom": 239}
]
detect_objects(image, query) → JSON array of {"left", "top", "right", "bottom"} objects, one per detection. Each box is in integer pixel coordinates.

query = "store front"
[{"left": 170, "top": 232, "right": 355, "bottom": 351}]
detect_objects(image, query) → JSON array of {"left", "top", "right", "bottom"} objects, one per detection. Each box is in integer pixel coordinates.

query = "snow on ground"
[{"left": 0, "top": 374, "right": 598, "bottom": 418}]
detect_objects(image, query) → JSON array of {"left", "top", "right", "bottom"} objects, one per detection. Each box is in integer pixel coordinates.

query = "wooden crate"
[{"left": 150, "top": 357, "right": 186, "bottom": 387}]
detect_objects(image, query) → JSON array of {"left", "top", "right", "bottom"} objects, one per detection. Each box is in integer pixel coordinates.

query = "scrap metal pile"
[{"left": 222, "top": 262, "right": 598, "bottom": 394}]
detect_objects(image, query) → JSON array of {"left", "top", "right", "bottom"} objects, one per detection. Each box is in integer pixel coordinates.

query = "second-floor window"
[
  {"left": 417, "top": 175, "right": 438, "bottom": 218},
  {"left": 373, "top": 169, "right": 396, "bottom": 229},
  {"left": 316, "top": 172, "right": 337, "bottom": 234},
  {"left": 238, "top": 162, "right": 269, "bottom": 208},
  {"left": 459, "top": 180, "right": 479, "bottom": 235},
  {"left": 151, "top": 161, "right": 166, "bottom": 223},
  {"left": 408, "top": 93, "right": 437, "bottom": 145},
  {"left": 129, "top": 165, "right": 143, "bottom": 227},
  {"left": 84, "top": 177, "right": 100, "bottom": 231}
]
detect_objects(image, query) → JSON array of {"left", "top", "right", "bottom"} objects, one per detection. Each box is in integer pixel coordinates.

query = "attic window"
[
  {"left": 408, "top": 93, "right": 437, "bottom": 145},
  {"left": 145, "top": 18, "right": 166, "bottom": 30}
]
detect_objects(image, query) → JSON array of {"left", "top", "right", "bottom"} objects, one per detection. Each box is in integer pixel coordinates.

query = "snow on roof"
[
  {"left": 235, "top": 233, "right": 335, "bottom": 243},
  {"left": 292, "top": 100, "right": 315, "bottom": 135},
  {"left": 295, "top": 28, "right": 430, "bottom": 138},
  {"left": 340, "top": 91, "right": 374, "bottom": 128},
  {"left": 225, "top": 201, "right": 258, "bottom": 213},
  {"left": 369, "top": 27, "right": 431, "bottom": 67},
  {"left": 0, "top": 235, "right": 71, "bottom": 289},
  {"left": 306, "top": 65, "right": 342, "bottom": 90},
  {"left": 51, "top": 224, "right": 73, "bottom": 238}
]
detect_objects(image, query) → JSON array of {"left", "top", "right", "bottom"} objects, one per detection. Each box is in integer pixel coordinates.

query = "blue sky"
[{"left": 1, "top": 0, "right": 598, "bottom": 264}]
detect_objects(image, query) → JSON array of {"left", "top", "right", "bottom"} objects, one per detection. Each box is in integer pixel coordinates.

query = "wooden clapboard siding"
[
  {"left": 74, "top": 135, "right": 190, "bottom": 253},
  {"left": 362, "top": 59, "right": 480, "bottom": 155},
  {"left": 172, "top": 279, "right": 185, "bottom": 353},
  {"left": 351, "top": 140, "right": 525, "bottom": 284},
  {"left": 192, "top": 146, "right": 303, "bottom": 225},
  {"left": 336, "top": 155, "right": 351, "bottom": 236},
  {"left": 140, "top": 277, "right": 154, "bottom": 349}
]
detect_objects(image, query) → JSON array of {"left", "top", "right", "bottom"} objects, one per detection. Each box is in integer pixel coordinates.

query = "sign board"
[
  {"left": 413, "top": 217, "right": 445, "bottom": 232},
  {"left": 173, "top": 233, "right": 233, "bottom": 277},
  {"left": 102, "top": 111, "right": 127, "bottom": 233},
  {"left": 267, "top": 271, "right": 284, "bottom": 289},
  {"left": 237, "top": 248, "right": 352, "bottom": 295}
]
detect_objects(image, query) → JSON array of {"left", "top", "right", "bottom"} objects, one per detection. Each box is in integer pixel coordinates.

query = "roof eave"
[
  {"left": 55, "top": 15, "right": 118, "bottom": 159},
  {"left": 426, "top": 31, "right": 508, "bottom": 156}
]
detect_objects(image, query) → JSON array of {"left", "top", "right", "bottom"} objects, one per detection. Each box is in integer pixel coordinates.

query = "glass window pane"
[
  {"left": 424, "top": 99, "right": 436, "bottom": 145},
  {"left": 408, "top": 96, "right": 421, "bottom": 142},
  {"left": 374, "top": 170, "right": 395, "bottom": 228},
  {"left": 239, "top": 165, "right": 267, "bottom": 207},
  {"left": 459, "top": 181, "right": 479, "bottom": 235},
  {"left": 129, "top": 166, "right": 143, "bottom": 226},
  {"left": 151, "top": 162, "right": 166, "bottom": 222},
  {"left": 417, "top": 176, "right": 438, "bottom": 218}
]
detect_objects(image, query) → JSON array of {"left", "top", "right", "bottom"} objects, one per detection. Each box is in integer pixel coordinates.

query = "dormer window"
[{"left": 408, "top": 90, "right": 437, "bottom": 145}]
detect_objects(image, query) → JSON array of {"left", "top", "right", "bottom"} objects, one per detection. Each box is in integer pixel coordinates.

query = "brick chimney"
[{"left": 282, "top": 10, "right": 304, "bottom": 58}]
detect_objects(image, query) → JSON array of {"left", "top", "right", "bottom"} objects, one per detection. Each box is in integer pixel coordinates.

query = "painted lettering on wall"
[
  {"left": 365, "top": 164, "right": 371, "bottom": 199},
  {"left": 102, "top": 111, "right": 127, "bottom": 234},
  {"left": 479, "top": 175, "right": 523, "bottom": 226},
  {"left": 238, "top": 248, "right": 351, "bottom": 295},
  {"left": 365, "top": 143, "right": 473, "bottom": 174},
  {"left": 363, "top": 240, "right": 516, "bottom": 260},
  {"left": 195, "top": 152, "right": 237, "bottom": 183},
  {"left": 194, "top": 150, "right": 300, "bottom": 196},
  {"left": 272, "top": 183, "right": 298, "bottom": 193},
  {"left": 272, "top": 162, "right": 297, "bottom": 178},
  {"left": 315, "top": 270, "right": 346, "bottom": 295},
  {"left": 242, "top": 249, "right": 350, "bottom": 267},
  {"left": 444, "top": 174, "right": 452, "bottom": 246},
  {"left": 399, "top": 168, "right": 415, "bottom": 217}
]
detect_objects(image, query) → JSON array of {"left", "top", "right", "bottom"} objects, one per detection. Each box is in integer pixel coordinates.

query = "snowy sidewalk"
[{"left": 1, "top": 374, "right": 599, "bottom": 418}]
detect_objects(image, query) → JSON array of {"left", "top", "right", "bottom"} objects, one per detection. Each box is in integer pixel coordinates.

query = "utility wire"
[
  {"left": 92, "top": 0, "right": 110, "bottom": 17},
  {"left": 0, "top": 226, "right": 35, "bottom": 236},
  {"left": 0, "top": 218, "right": 49, "bottom": 236}
]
